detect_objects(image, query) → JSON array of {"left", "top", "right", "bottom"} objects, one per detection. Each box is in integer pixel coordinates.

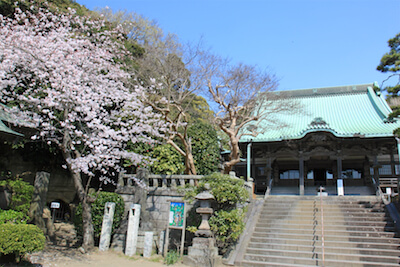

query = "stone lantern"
[
  {"left": 184, "top": 184, "right": 220, "bottom": 267},
  {"left": 194, "top": 185, "right": 214, "bottom": 237}
]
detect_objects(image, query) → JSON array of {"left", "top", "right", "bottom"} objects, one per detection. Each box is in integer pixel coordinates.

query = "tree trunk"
[
  {"left": 168, "top": 136, "right": 197, "bottom": 175},
  {"left": 185, "top": 152, "right": 197, "bottom": 175},
  {"left": 183, "top": 137, "right": 196, "bottom": 175},
  {"left": 223, "top": 135, "right": 241, "bottom": 174},
  {"left": 70, "top": 170, "right": 94, "bottom": 249}
]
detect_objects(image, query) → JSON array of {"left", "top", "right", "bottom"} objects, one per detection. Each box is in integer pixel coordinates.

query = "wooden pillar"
[
  {"left": 266, "top": 157, "right": 272, "bottom": 194},
  {"left": 390, "top": 151, "right": 396, "bottom": 177},
  {"left": 373, "top": 155, "right": 380, "bottom": 187},
  {"left": 299, "top": 153, "right": 304, "bottom": 196},
  {"left": 337, "top": 153, "right": 342, "bottom": 179}
]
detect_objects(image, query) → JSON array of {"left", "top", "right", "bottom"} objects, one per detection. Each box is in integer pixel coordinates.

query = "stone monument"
[
  {"left": 125, "top": 203, "right": 141, "bottom": 256},
  {"left": 143, "top": 231, "right": 153, "bottom": 258},
  {"left": 99, "top": 202, "right": 116, "bottom": 251}
]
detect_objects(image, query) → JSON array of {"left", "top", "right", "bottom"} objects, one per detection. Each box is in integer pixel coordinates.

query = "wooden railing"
[{"left": 379, "top": 177, "right": 398, "bottom": 188}]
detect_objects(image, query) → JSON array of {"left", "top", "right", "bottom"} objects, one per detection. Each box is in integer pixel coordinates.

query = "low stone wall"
[
  {"left": 111, "top": 170, "right": 201, "bottom": 253},
  {"left": 111, "top": 170, "right": 254, "bottom": 254}
]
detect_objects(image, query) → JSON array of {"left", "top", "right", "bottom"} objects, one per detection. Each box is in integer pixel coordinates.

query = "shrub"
[
  {"left": 0, "top": 209, "right": 28, "bottom": 224},
  {"left": 209, "top": 208, "right": 246, "bottom": 246},
  {"left": 74, "top": 191, "right": 125, "bottom": 242},
  {"left": 164, "top": 250, "right": 180, "bottom": 265},
  {"left": 184, "top": 172, "right": 249, "bottom": 254},
  {"left": 0, "top": 177, "right": 34, "bottom": 219},
  {"left": 0, "top": 223, "right": 45, "bottom": 262}
]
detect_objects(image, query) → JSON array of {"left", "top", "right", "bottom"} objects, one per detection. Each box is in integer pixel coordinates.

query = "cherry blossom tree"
[{"left": 0, "top": 6, "right": 165, "bottom": 248}]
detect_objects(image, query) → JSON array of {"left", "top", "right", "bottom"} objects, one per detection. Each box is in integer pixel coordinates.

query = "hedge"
[{"left": 0, "top": 223, "right": 45, "bottom": 260}]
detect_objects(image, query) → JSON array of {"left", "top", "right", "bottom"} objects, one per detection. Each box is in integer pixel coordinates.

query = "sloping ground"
[{"left": 236, "top": 196, "right": 400, "bottom": 267}]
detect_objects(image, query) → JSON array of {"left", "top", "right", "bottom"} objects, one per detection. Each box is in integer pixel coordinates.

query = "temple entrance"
[{"left": 314, "top": 169, "right": 326, "bottom": 186}]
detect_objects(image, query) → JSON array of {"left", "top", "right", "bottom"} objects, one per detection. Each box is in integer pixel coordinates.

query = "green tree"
[
  {"left": 0, "top": 0, "right": 90, "bottom": 17},
  {"left": 184, "top": 173, "right": 249, "bottom": 254},
  {"left": 150, "top": 144, "right": 185, "bottom": 175},
  {"left": 188, "top": 122, "right": 220, "bottom": 175},
  {"left": 0, "top": 177, "right": 34, "bottom": 219},
  {"left": 377, "top": 33, "right": 400, "bottom": 121},
  {"left": 95, "top": 8, "right": 222, "bottom": 176}
]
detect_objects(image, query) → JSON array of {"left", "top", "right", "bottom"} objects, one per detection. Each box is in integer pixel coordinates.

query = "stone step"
[
  {"left": 242, "top": 253, "right": 400, "bottom": 267},
  {"left": 263, "top": 199, "right": 382, "bottom": 204},
  {"left": 263, "top": 201, "right": 384, "bottom": 206},
  {"left": 249, "top": 231, "right": 400, "bottom": 244},
  {"left": 253, "top": 227, "right": 397, "bottom": 238},
  {"left": 262, "top": 203, "right": 387, "bottom": 209},
  {"left": 247, "top": 242, "right": 400, "bottom": 257},
  {"left": 256, "top": 219, "right": 393, "bottom": 228},
  {"left": 237, "top": 196, "right": 399, "bottom": 267},
  {"left": 241, "top": 260, "right": 311, "bottom": 267},
  {"left": 262, "top": 205, "right": 387, "bottom": 212},
  {"left": 254, "top": 224, "right": 397, "bottom": 233},
  {"left": 258, "top": 213, "right": 389, "bottom": 221},
  {"left": 249, "top": 236, "right": 400, "bottom": 249},
  {"left": 245, "top": 247, "right": 400, "bottom": 263}
]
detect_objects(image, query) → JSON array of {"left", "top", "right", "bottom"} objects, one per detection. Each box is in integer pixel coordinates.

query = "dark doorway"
[{"left": 314, "top": 169, "right": 326, "bottom": 186}]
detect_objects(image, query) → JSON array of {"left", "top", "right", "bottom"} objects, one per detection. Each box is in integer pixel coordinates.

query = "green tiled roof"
[
  {"left": 0, "top": 120, "right": 23, "bottom": 136},
  {"left": 0, "top": 104, "right": 24, "bottom": 136},
  {"left": 240, "top": 83, "right": 400, "bottom": 143}
]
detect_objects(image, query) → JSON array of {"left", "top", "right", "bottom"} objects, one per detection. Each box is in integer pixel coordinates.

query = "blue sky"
[{"left": 76, "top": 0, "right": 399, "bottom": 91}]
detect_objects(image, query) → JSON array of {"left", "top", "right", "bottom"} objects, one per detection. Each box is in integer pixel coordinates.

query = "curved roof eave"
[
  {"left": 0, "top": 120, "right": 24, "bottom": 137},
  {"left": 242, "top": 128, "right": 396, "bottom": 144}
]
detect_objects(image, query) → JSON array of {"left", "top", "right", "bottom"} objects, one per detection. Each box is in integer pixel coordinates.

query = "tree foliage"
[
  {"left": 0, "top": 5, "right": 165, "bottom": 248},
  {"left": 96, "top": 7, "right": 218, "bottom": 175},
  {"left": 0, "top": 0, "right": 90, "bottom": 17},
  {"left": 377, "top": 32, "right": 400, "bottom": 120},
  {"left": 74, "top": 191, "right": 125, "bottom": 243},
  {"left": 188, "top": 122, "right": 220, "bottom": 175},
  {"left": 0, "top": 177, "right": 34, "bottom": 219},
  {"left": 184, "top": 173, "right": 249, "bottom": 253},
  {"left": 0, "top": 223, "right": 45, "bottom": 262}
]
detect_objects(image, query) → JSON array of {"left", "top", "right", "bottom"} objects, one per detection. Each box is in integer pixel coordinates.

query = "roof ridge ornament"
[{"left": 310, "top": 117, "right": 328, "bottom": 126}]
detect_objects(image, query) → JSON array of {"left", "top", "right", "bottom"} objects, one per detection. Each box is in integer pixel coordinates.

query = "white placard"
[
  {"left": 386, "top": 187, "right": 392, "bottom": 195},
  {"left": 50, "top": 202, "right": 60, "bottom": 209}
]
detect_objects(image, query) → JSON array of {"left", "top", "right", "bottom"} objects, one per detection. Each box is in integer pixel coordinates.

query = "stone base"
[{"left": 183, "top": 237, "right": 220, "bottom": 267}]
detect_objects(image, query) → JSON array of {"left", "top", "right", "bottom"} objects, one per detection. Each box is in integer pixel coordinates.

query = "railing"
[
  {"left": 119, "top": 173, "right": 203, "bottom": 189},
  {"left": 379, "top": 177, "right": 398, "bottom": 188},
  {"left": 319, "top": 186, "right": 325, "bottom": 266},
  {"left": 372, "top": 177, "right": 397, "bottom": 204}
]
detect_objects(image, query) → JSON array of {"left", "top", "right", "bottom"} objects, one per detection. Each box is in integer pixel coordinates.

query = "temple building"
[{"left": 236, "top": 83, "right": 400, "bottom": 196}]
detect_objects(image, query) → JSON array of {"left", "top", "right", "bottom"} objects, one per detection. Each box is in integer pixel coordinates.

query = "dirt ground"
[
  {"left": 28, "top": 249, "right": 188, "bottom": 267},
  {"left": 14, "top": 222, "right": 223, "bottom": 267}
]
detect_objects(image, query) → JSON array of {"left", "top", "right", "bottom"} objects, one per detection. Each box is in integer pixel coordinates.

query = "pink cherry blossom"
[{"left": 0, "top": 5, "right": 166, "bottom": 183}]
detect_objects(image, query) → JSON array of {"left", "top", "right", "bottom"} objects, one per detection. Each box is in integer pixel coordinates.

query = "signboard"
[
  {"left": 169, "top": 202, "right": 185, "bottom": 228},
  {"left": 164, "top": 201, "right": 187, "bottom": 258},
  {"left": 50, "top": 202, "right": 60, "bottom": 209}
]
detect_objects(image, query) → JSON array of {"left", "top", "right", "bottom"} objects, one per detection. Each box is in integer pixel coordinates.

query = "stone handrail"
[{"left": 118, "top": 173, "right": 203, "bottom": 189}]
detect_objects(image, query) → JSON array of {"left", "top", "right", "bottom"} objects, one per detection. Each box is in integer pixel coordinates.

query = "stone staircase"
[{"left": 236, "top": 195, "right": 400, "bottom": 266}]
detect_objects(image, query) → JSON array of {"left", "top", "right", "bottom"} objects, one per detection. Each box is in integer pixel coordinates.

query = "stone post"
[
  {"left": 143, "top": 231, "right": 153, "bottom": 258},
  {"left": 125, "top": 203, "right": 141, "bottom": 257},
  {"left": 29, "top": 172, "right": 51, "bottom": 235},
  {"left": 135, "top": 168, "right": 152, "bottom": 230},
  {"left": 99, "top": 202, "right": 116, "bottom": 251},
  {"left": 184, "top": 184, "right": 219, "bottom": 267}
]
